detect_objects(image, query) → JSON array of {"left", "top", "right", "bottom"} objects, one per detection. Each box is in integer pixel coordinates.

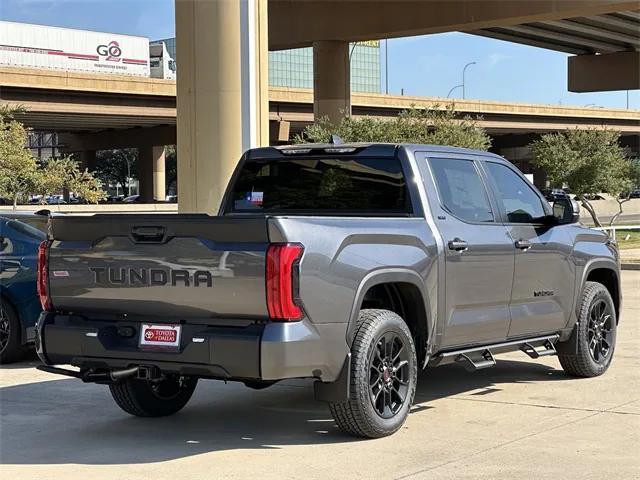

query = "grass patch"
[{"left": 615, "top": 230, "right": 640, "bottom": 250}]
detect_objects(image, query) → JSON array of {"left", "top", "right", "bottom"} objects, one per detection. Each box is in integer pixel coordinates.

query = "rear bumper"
[{"left": 36, "top": 312, "right": 348, "bottom": 382}]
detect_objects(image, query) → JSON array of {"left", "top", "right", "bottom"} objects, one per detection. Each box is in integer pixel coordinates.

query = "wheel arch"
[
  {"left": 346, "top": 269, "right": 431, "bottom": 367},
  {"left": 584, "top": 265, "right": 620, "bottom": 323},
  {"left": 577, "top": 259, "right": 620, "bottom": 324}
]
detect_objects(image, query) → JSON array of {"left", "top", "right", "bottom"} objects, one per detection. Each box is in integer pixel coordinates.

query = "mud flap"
[
  {"left": 314, "top": 353, "right": 350, "bottom": 403},
  {"left": 556, "top": 321, "right": 580, "bottom": 356}
]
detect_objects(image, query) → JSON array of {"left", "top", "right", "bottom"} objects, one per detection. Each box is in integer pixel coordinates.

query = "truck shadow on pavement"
[{"left": 0, "top": 359, "right": 572, "bottom": 465}]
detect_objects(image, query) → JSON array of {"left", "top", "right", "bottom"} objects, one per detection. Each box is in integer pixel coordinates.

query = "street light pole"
[
  {"left": 385, "top": 39, "right": 389, "bottom": 95},
  {"left": 462, "top": 61, "right": 476, "bottom": 99},
  {"left": 447, "top": 84, "right": 463, "bottom": 98}
]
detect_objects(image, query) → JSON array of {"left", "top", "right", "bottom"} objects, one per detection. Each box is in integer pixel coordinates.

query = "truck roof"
[{"left": 250, "top": 143, "right": 505, "bottom": 162}]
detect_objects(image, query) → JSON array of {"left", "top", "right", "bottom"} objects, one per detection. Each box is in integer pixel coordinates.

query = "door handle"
[
  {"left": 448, "top": 238, "right": 468, "bottom": 251},
  {"left": 515, "top": 239, "right": 532, "bottom": 250}
]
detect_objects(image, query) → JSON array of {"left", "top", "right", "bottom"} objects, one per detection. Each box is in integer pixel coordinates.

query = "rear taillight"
[
  {"left": 37, "top": 241, "right": 52, "bottom": 311},
  {"left": 266, "top": 243, "right": 304, "bottom": 321}
]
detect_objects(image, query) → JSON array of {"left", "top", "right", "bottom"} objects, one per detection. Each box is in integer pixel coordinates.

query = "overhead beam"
[
  {"left": 503, "top": 24, "right": 623, "bottom": 52},
  {"left": 616, "top": 11, "right": 640, "bottom": 21},
  {"left": 58, "top": 125, "right": 176, "bottom": 152},
  {"left": 470, "top": 29, "right": 590, "bottom": 55},
  {"left": 568, "top": 50, "right": 640, "bottom": 92},
  {"left": 543, "top": 19, "right": 640, "bottom": 46},
  {"left": 584, "top": 14, "right": 640, "bottom": 32},
  {"left": 0, "top": 66, "right": 175, "bottom": 96},
  {"left": 268, "top": 0, "right": 639, "bottom": 49}
]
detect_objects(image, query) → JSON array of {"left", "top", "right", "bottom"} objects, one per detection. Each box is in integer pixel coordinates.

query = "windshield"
[{"left": 227, "top": 157, "right": 412, "bottom": 215}]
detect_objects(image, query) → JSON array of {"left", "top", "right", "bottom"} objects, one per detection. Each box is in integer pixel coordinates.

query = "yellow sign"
[{"left": 356, "top": 40, "right": 380, "bottom": 48}]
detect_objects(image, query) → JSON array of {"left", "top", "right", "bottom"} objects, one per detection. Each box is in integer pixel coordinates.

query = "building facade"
[
  {"left": 155, "top": 37, "right": 381, "bottom": 93},
  {"left": 28, "top": 131, "right": 60, "bottom": 160}
]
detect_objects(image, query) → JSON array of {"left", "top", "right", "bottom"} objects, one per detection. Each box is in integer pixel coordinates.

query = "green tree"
[
  {"left": 531, "top": 129, "right": 636, "bottom": 227},
  {"left": 0, "top": 105, "right": 105, "bottom": 207},
  {"left": 94, "top": 149, "right": 137, "bottom": 195},
  {"left": 295, "top": 105, "right": 491, "bottom": 151},
  {"left": 0, "top": 106, "right": 39, "bottom": 207},
  {"left": 33, "top": 157, "right": 106, "bottom": 204}
]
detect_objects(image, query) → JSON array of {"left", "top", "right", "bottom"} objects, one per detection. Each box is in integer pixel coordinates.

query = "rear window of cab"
[{"left": 228, "top": 157, "right": 413, "bottom": 215}]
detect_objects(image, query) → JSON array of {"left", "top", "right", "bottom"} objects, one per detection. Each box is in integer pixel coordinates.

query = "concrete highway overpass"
[
  {"left": 2, "top": 1, "right": 639, "bottom": 210},
  {"left": 3, "top": 66, "right": 639, "bottom": 137},
  {"left": 173, "top": 0, "right": 639, "bottom": 213},
  {"left": 2, "top": 65, "right": 639, "bottom": 199}
]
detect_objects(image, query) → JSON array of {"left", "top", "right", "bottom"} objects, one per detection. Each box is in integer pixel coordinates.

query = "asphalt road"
[{"left": 2, "top": 272, "right": 639, "bottom": 480}]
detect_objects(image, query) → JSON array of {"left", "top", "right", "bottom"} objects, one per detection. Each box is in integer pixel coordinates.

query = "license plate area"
[{"left": 139, "top": 323, "right": 181, "bottom": 351}]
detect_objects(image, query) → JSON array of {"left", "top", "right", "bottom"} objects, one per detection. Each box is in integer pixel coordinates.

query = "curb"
[{"left": 621, "top": 263, "right": 640, "bottom": 271}]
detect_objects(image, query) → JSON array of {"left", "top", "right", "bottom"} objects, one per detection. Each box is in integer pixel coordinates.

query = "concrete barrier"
[
  {"left": 0, "top": 203, "right": 179, "bottom": 214},
  {"left": 579, "top": 198, "right": 640, "bottom": 217},
  {"left": 2, "top": 198, "right": 639, "bottom": 221}
]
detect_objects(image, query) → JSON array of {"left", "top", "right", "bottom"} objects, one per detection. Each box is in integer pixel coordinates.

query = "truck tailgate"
[{"left": 47, "top": 214, "right": 269, "bottom": 319}]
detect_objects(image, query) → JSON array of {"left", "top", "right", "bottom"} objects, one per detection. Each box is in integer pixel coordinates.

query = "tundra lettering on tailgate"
[{"left": 89, "top": 267, "right": 213, "bottom": 287}]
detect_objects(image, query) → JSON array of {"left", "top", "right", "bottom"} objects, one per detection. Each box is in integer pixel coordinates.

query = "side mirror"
[{"left": 553, "top": 197, "right": 580, "bottom": 225}]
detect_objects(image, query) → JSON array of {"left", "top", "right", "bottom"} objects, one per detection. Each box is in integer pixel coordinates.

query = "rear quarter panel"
[{"left": 268, "top": 217, "right": 438, "bottom": 345}]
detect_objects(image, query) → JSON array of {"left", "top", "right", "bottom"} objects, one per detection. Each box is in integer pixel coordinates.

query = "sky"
[{"left": 1, "top": 0, "right": 638, "bottom": 109}]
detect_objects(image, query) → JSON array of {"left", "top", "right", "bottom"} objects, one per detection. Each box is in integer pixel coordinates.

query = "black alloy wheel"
[
  {"left": 0, "top": 301, "right": 24, "bottom": 364},
  {"left": 329, "top": 309, "right": 417, "bottom": 438},
  {"left": 368, "top": 332, "right": 410, "bottom": 418},
  {"left": 0, "top": 306, "right": 9, "bottom": 354},
  {"left": 587, "top": 298, "right": 614, "bottom": 363},
  {"left": 558, "top": 281, "right": 617, "bottom": 378}
]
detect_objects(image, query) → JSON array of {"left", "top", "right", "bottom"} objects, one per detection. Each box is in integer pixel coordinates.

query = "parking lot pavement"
[{"left": 2, "top": 272, "right": 639, "bottom": 480}]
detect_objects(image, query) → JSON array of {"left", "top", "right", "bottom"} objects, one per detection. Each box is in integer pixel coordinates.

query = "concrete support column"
[
  {"left": 77, "top": 150, "right": 96, "bottom": 171},
  {"left": 175, "top": 0, "right": 269, "bottom": 213},
  {"left": 138, "top": 146, "right": 165, "bottom": 202},
  {"left": 137, "top": 146, "right": 153, "bottom": 203},
  {"left": 313, "top": 40, "right": 350, "bottom": 124},
  {"left": 153, "top": 146, "right": 166, "bottom": 201}
]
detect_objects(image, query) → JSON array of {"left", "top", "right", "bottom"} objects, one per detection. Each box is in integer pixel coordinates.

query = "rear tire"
[
  {"left": 0, "top": 300, "right": 24, "bottom": 364},
  {"left": 558, "top": 281, "right": 617, "bottom": 378},
  {"left": 109, "top": 375, "right": 197, "bottom": 417},
  {"left": 329, "top": 309, "right": 417, "bottom": 438}
]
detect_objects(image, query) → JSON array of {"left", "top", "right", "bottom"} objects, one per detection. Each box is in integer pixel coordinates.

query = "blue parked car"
[{"left": 0, "top": 212, "right": 47, "bottom": 363}]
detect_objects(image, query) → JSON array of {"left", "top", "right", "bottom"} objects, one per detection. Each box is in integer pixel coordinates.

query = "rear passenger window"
[
  {"left": 428, "top": 158, "right": 493, "bottom": 223},
  {"left": 485, "top": 162, "right": 546, "bottom": 223}
]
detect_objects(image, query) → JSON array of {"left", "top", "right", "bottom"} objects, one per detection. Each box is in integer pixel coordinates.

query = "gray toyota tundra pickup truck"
[{"left": 36, "top": 143, "right": 621, "bottom": 438}]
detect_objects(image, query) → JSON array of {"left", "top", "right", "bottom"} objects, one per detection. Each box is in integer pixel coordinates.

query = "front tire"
[
  {"left": 558, "top": 281, "right": 617, "bottom": 378},
  {"left": 329, "top": 309, "right": 417, "bottom": 438},
  {"left": 109, "top": 375, "right": 198, "bottom": 417},
  {"left": 0, "top": 300, "right": 24, "bottom": 364}
]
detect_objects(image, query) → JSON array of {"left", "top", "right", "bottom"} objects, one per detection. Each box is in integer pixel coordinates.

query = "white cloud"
[{"left": 487, "top": 53, "right": 512, "bottom": 67}]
